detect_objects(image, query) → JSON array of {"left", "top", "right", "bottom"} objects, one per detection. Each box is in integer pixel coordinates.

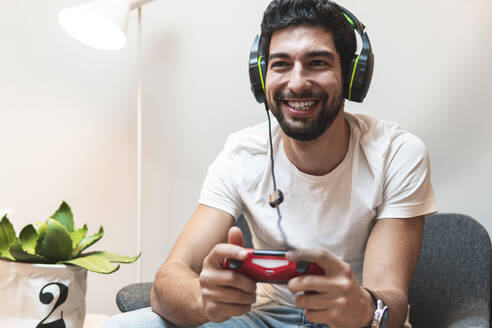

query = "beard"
[{"left": 267, "top": 89, "right": 344, "bottom": 142}]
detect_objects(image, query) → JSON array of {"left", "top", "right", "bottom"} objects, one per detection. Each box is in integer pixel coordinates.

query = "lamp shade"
[{"left": 58, "top": 0, "right": 133, "bottom": 50}]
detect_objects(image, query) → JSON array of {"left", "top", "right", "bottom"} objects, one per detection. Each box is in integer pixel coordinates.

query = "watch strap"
[
  {"left": 363, "top": 287, "right": 378, "bottom": 305},
  {"left": 361, "top": 287, "right": 388, "bottom": 328}
]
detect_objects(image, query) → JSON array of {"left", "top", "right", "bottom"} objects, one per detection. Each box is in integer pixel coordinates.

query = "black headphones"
[{"left": 248, "top": 5, "right": 374, "bottom": 104}]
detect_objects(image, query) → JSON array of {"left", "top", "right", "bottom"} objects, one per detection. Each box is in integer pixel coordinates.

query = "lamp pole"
[{"left": 136, "top": 6, "right": 143, "bottom": 284}]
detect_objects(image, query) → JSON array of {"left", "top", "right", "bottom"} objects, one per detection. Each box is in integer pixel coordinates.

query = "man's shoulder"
[
  {"left": 349, "top": 113, "right": 424, "bottom": 146},
  {"left": 222, "top": 120, "right": 273, "bottom": 157},
  {"left": 348, "top": 113, "right": 428, "bottom": 163},
  {"left": 348, "top": 113, "right": 399, "bottom": 139}
]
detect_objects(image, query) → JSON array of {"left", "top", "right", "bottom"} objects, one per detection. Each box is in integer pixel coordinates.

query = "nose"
[{"left": 286, "top": 62, "right": 311, "bottom": 94}]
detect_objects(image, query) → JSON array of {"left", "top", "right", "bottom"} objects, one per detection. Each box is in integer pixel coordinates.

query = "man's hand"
[
  {"left": 286, "top": 249, "right": 374, "bottom": 328},
  {"left": 198, "top": 226, "right": 257, "bottom": 322}
]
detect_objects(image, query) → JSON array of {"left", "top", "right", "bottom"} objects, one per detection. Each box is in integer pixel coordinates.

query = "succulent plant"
[{"left": 0, "top": 201, "right": 140, "bottom": 273}]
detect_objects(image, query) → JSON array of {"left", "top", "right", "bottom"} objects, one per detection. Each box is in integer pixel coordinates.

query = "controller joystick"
[
  {"left": 227, "top": 259, "right": 242, "bottom": 270},
  {"left": 296, "top": 261, "right": 310, "bottom": 274}
]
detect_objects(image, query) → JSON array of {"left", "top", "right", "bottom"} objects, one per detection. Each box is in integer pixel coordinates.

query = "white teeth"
[{"left": 287, "top": 100, "right": 316, "bottom": 111}]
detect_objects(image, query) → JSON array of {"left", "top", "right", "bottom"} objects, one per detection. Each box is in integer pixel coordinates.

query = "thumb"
[{"left": 228, "top": 226, "right": 245, "bottom": 247}]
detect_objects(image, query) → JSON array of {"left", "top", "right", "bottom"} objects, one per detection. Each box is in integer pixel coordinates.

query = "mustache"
[{"left": 274, "top": 91, "right": 329, "bottom": 102}]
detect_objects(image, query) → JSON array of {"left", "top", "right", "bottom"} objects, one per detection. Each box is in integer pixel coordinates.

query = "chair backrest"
[
  {"left": 408, "top": 213, "right": 491, "bottom": 327},
  {"left": 237, "top": 215, "right": 253, "bottom": 248}
]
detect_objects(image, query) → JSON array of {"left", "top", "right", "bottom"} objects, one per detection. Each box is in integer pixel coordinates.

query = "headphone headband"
[{"left": 339, "top": 5, "right": 364, "bottom": 34}]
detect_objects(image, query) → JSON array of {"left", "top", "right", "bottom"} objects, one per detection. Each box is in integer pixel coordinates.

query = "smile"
[{"left": 284, "top": 100, "right": 319, "bottom": 111}]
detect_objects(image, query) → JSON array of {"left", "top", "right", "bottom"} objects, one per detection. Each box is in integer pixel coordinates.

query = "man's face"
[{"left": 265, "top": 25, "right": 344, "bottom": 141}]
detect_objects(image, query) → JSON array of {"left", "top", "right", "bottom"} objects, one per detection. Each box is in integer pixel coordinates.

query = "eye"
[
  {"left": 310, "top": 60, "right": 329, "bottom": 67},
  {"left": 270, "top": 61, "right": 289, "bottom": 69}
]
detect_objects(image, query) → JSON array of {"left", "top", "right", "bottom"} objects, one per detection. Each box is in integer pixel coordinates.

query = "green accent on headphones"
[
  {"left": 258, "top": 55, "right": 266, "bottom": 92},
  {"left": 343, "top": 13, "right": 355, "bottom": 27},
  {"left": 348, "top": 54, "right": 360, "bottom": 101}
]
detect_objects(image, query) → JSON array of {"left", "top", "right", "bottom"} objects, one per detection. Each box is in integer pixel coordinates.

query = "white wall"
[
  {"left": 0, "top": 0, "right": 139, "bottom": 316},
  {"left": 1, "top": 0, "right": 491, "bottom": 316}
]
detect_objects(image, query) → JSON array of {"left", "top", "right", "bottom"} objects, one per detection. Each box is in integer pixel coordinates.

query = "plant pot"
[{"left": 0, "top": 259, "right": 87, "bottom": 328}]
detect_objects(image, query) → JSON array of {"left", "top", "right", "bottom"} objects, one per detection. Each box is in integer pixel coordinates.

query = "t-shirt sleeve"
[
  {"left": 198, "top": 145, "right": 243, "bottom": 220},
  {"left": 377, "top": 133, "right": 437, "bottom": 219}
]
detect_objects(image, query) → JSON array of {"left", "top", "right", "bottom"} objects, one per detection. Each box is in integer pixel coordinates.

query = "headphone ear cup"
[
  {"left": 249, "top": 35, "right": 267, "bottom": 104},
  {"left": 345, "top": 52, "right": 374, "bottom": 103},
  {"left": 344, "top": 55, "right": 359, "bottom": 101},
  {"left": 356, "top": 50, "right": 374, "bottom": 102},
  {"left": 344, "top": 31, "right": 374, "bottom": 103}
]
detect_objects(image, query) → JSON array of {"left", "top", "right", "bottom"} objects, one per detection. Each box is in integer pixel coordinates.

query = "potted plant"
[{"left": 0, "top": 201, "right": 140, "bottom": 328}]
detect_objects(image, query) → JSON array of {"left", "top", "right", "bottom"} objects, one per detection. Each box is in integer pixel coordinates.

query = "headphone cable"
[{"left": 265, "top": 104, "right": 291, "bottom": 250}]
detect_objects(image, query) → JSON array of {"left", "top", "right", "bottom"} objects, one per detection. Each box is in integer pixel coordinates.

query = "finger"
[
  {"left": 287, "top": 275, "right": 346, "bottom": 294},
  {"left": 288, "top": 275, "right": 328, "bottom": 294},
  {"left": 294, "top": 292, "right": 339, "bottom": 310},
  {"left": 228, "top": 226, "right": 245, "bottom": 247},
  {"left": 200, "top": 268, "right": 257, "bottom": 294},
  {"left": 204, "top": 243, "right": 248, "bottom": 268},
  {"left": 285, "top": 248, "right": 345, "bottom": 274},
  {"left": 201, "top": 286, "right": 256, "bottom": 305}
]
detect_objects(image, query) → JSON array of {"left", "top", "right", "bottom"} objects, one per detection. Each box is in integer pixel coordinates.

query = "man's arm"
[
  {"left": 361, "top": 216, "right": 424, "bottom": 327},
  {"left": 150, "top": 204, "right": 256, "bottom": 327},
  {"left": 285, "top": 216, "right": 424, "bottom": 328}
]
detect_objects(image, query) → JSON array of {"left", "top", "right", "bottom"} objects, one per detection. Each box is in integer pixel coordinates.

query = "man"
[{"left": 104, "top": 0, "right": 436, "bottom": 327}]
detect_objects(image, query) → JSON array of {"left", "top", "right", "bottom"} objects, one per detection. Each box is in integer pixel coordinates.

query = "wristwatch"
[{"left": 364, "top": 288, "right": 389, "bottom": 328}]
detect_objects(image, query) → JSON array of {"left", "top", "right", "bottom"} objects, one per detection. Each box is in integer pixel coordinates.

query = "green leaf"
[
  {"left": 0, "top": 255, "right": 14, "bottom": 262},
  {"left": 0, "top": 215, "right": 16, "bottom": 260},
  {"left": 35, "top": 222, "right": 48, "bottom": 255},
  {"left": 70, "top": 224, "right": 88, "bottom": 250},
  {"left": 9, "top": 239, "right": 50, "bottom": 263},
  {"left": 51, "top": 201, "right": 74, "bottom": 233},
  {"left": 62, "top": 252, "right": 120, "bottom": 274},
  {"left": 36, "top": 219, "right": 73, "bottom": 262},
  {"left": 71, "top": 226, "right": 104, "bottom": 258},
  {"left": 84, "top": 251, "right": 141, "bottom": 263},
  {"left": 19, "top": 224, "right": 37, "bottom": 254}
]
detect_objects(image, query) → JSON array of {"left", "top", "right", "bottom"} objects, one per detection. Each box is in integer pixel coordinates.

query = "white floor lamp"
[{"left": 58, "top": 0, "right": 157, "bottom": 283}]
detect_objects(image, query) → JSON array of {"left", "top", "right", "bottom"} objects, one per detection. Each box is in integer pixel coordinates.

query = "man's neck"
[{"left": 282, "top": 111, "right": 350, "bottom": 176}]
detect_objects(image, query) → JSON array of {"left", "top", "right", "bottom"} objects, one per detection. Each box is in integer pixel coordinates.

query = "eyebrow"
[
  {"left": 269, "top": 52, "right": 290, "bottom": 61},
  {"left": 269, "top": 50, "right": 337, "bottom": 62},
  {"left": 307, "top": 51, "right": 336, "bottom": 61}
]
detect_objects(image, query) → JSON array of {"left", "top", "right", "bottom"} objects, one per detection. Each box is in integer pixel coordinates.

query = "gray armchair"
[
  {"left": 116, "top": 213, "right": 492, "bottom": 328},
  {"left": 408, "top": 213, "right": 491, "bottom": 327}
]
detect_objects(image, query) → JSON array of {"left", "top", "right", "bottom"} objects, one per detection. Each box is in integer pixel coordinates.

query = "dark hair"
[{"left": 260, "top": 0, "right": 356, "bottom": 79}]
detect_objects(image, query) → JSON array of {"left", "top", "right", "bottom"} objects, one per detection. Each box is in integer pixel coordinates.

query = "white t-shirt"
[{"left": 198, "top": 112, "right": 437, "bottom": 307}]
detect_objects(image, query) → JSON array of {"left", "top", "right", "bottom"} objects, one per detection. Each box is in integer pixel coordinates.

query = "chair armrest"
[{"left": 116, "top": 282, "right": 153, "bottom": 312}]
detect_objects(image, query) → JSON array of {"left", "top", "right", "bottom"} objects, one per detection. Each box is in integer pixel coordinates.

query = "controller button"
[
  {"left": 296, "top": 261, "right": 309, "bottom": 273},
  {"left": 228, "top": 259, "right": 242, "bottom": 270}
]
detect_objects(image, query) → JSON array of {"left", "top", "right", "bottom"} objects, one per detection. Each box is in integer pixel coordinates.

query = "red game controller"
[{"left": 225, "top": 249, "right": 324, "bottom": 284}]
